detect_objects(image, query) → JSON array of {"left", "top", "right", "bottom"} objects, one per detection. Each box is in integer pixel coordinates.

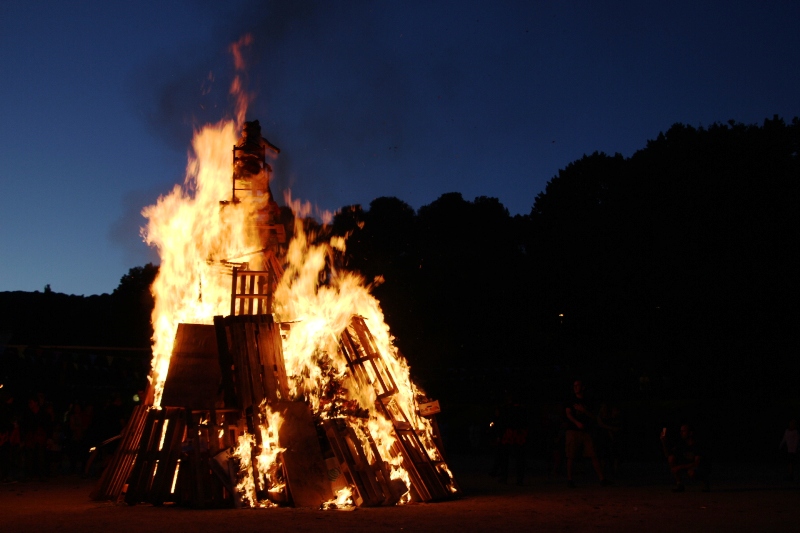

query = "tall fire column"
[{"left": 93, "top": 119, "right": 459, "bottom": 509}]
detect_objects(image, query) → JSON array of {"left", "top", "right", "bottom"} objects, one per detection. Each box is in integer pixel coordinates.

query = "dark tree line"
[
  {"left": 0, "top": 263, "right": 157, "bottom": 349},
  {"left": 2, "top": 117, "right": 797, "bottom": 404},
  {"left": 331, "top": 117, "right": 799, "bottom": 401},
  {"left": 0, "top": 265, "right": 157, "bottom": 407}
]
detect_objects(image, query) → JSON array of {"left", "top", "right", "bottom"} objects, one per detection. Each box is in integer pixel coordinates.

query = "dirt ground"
[{"left": 2, "top": 455, "right": 798, "bottom": 533}]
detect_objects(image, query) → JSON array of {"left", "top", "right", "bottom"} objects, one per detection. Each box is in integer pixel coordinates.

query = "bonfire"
[{"left": 91, "top": 35, "right": 458, "bottom": 509}]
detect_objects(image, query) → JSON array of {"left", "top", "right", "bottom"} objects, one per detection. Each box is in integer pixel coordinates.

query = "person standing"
[
  {"left": 661, "top": 423, "right": 711, "bottom": 492},
  {"left": 20, "top": 397, "right": 51, "bottom": 481},
  {"left": 564, "top": 380, "right": 609, "bottom": 487},
  {"left": 494, "top": 391, "right": 529, "bottom": 485},
  {"left": 779, "top": 419, "right": 798, "bottom": 480}
]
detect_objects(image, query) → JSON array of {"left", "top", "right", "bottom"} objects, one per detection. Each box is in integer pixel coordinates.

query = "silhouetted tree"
[
  {"left": 110, "top": 264, "right": 158, "bottom": 348},
  {"left": 525, "top": 117, "right": 799, "bottom": 395}
]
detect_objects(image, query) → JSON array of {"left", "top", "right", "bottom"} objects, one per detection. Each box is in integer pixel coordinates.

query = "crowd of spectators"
[
  {"left": 476, "top": 378, "right": 800, "bottom": 493},
  {"left": 0, "top": 345, "right": 148, "bottom": 483}
]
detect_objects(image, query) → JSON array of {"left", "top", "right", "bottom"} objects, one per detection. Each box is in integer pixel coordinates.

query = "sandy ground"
[{"left": 2, "top": 456, "right": 798, "bottom": 533}]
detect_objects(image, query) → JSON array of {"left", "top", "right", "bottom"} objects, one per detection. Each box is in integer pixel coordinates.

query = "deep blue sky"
[{"left": 1, "top": 1, "right": 798, "bottom": 296}]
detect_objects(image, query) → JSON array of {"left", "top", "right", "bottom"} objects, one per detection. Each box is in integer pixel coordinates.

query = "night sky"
[{"left": 1, "top": 0, "right": 798, "bottom": 296}]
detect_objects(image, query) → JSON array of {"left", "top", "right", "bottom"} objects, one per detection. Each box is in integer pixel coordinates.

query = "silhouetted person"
[
  {"left": 661, "top": 423, "right": 710, "bottom": 492},
  {"left": 0, "top": 392, "right": 14, "bottom": 482},
  {"left": 43, "top": 401, "right": 62, "bottom": 477},
  {"left": 779, "top": 419, "right": 798, "bottom": 481},
  {"left": 564, "top": 380, "right": 609, "bottom": 487},
  {"left": 20, "top": 397, "right": 51, "bottom": 481},
  {"left": 596, "top": 403, "right": 623, "bottom": 478},
  {"left": 66, "top": 402, "right": 89, "bottom": 474},
  {"left": 494, "top": 392, "right": 529, "bottom": 485},
  {"left": 542, "top": 401, "right": 568, "bottom": 477},
  {"left": 0, "top": 393, "right": 22, "bottom": 483}
]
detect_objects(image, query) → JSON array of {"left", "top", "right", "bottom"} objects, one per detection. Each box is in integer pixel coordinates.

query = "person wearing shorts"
[
  {"left": 564, "top": 380, "right": 609, "bottom": 487},
  {"left": 662, "top": 424, "right": 711, "bottom": 492}
]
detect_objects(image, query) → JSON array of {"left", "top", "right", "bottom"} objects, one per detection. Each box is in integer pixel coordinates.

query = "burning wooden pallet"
[
  {"left": 93, "top": 121, "right": 457, "bottom": 508},
  {"left": 339, "top": 316, "right": 460, "bottom": 501},
  {"left": 321, "top": 417, "right": 407, "bottom": 506},
  {"left": 93, "top": 315, "right": 459, "bottom": 507},
  {"left": 94, "top": 313, "right": 458, "bottom": 508}
]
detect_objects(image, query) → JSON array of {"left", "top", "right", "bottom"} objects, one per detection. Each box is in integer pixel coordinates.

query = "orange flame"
[
  {"left": 141, "top": 34, "right": 455, "bottom": 505},
  {"left": 142, "top": 35, "right": 258, "bottom": 406},
  {"left": 232, "top": 401, "right": 285, "bottom": 508},
  {"left": 229, "top": 33, "right": 253, "bottom": 130},
  {"left": 273, "top": 197, "right": 454, "bottom": 501},
  {"left": 321, "top": 486, "right": 355, "bottom": 510}
]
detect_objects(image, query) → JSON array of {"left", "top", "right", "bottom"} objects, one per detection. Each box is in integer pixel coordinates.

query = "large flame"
[
  {"left": 142, "top": 119, "right": 261, "bottom": 405},
  {"left": 141, "top": 33, "right": 260, "bottom": 406},
  {"left": 273, "top": 202, "right": 434, "bottom": 495},
  {"left": 141, "top": 35, "right": 453, "bottom": 506}
]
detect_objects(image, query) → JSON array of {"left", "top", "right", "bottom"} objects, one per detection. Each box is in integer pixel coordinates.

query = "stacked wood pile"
[
  {"left": 93, "top": 314, "right": 458, "bottom": 508},
  {"left": 91, "top": 324, "right": 245, "bottom": 507}
]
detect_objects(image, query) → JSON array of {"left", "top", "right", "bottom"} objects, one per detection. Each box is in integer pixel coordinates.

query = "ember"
[{"left": 92, "top": 36, "right": 458, "bottom": 509}]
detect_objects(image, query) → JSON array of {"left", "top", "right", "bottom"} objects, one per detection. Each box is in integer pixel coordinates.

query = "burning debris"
[{"left": 92, "top": 117, "right": 459, "bottom": 509}]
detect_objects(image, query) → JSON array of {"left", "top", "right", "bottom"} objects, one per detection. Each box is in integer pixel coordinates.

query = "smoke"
[
  {"left": 124, "top": 1, "right": 548, "bottom": 213},
  {"left": 108, "top": 188, "right": 163, "bottom": 268},
  {"left": 125, "top": 1, "right": 324, "bottom": 148}
]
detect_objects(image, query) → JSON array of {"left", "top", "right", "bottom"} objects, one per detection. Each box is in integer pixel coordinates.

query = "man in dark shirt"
[
  {"left": 564, "top": 380, "right": 609, "bottom": 487},
  {"left": 661, "top": 424, "right": 711, "bottom": 492},
  {"left": 494, "top": 392, "right": 529, "bottom": 485}
]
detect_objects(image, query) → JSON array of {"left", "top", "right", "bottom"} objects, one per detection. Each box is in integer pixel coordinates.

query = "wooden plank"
[
  {"left": 322, "top": 418, "right": 387, "bottom": 507},
  {"left": 229, "top": 320, "right": 253, "bottom": 410},
  {"left": 275, "top": 401, "right": 334, "bottom": 507},
  {"left": 239, "top": 273, "right": 247, "bottom": 315},
  {"left": 256, "top": 317, "right": 275, "bottom": 402},
  {"left": 270, "top": 319, "right": 290, "bottom": 399},
  {"left": 148, "top": 409, "right": 186, "bottom": 505},
  {"left": 246, "top": 275, "right": 255, "bottom": 315},
  {"left": 90, "top": 403, "right": 150, "bottom": 501},
  {"left": 213, "top": 316, "right": 238, "bottom": 409},
  {"left": 109, "top": 405, "right": 150, "bottom": 498},
  {"left": 230, "top": 266, "right": 238, "bottom": 316},
  {"left": 125, "top": 409, "right": 164, "bottom": 504},
  {"left": 244, "top": 322, "right": 265, "bottom": 404},
  {"left": 161, "top": 324, "right": 221, "bottom": 410},
  {"left": 255, "top": 275, "right": 265, "bottom": 315},
  {"left": 258, "top": 317, "right": 290, "bottom": 402}
]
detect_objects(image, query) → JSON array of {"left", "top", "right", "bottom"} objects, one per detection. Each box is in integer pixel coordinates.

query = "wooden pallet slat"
[
  {"left": 90, "top": 403, "right": 150, "bottom": 501},
  {"left": 257, "top": 316, "right": 290, "bottom": 402},
  {"left": 229, "top": 320, "right": 253, "bottom": 410},
  {"left": 339, "top": 316, "right": 459, "bottom": 502},
  {"left": 322, "top": 419, "right": 387, "bottom": 507},
  {"left": 274, "top": 401, "right": 333, "bottom": 507},
  {"left": 124, "top": 407, "right": 187, "bottom": 506}
]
